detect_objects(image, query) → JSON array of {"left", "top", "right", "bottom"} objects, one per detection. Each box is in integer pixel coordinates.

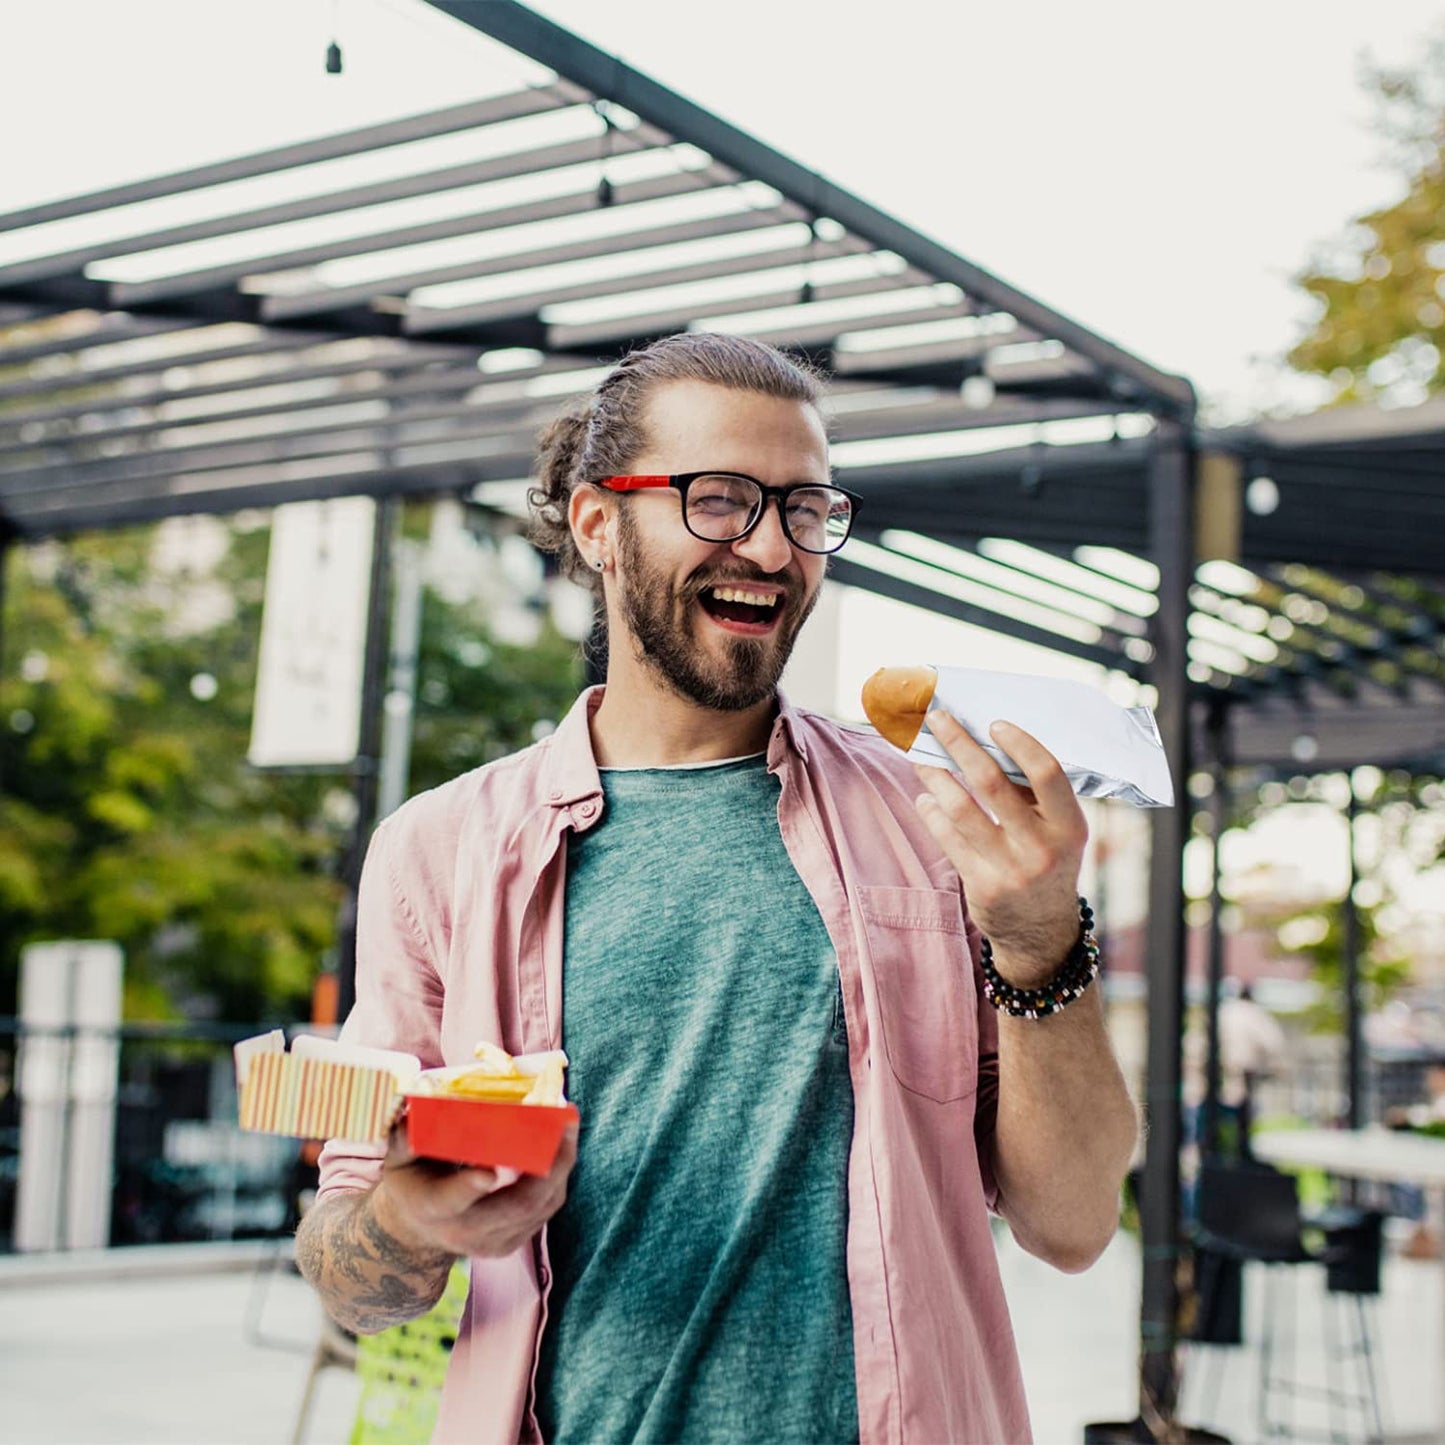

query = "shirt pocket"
[{"left": 858, "top": 884, "right": 978, "bottom": 1104}]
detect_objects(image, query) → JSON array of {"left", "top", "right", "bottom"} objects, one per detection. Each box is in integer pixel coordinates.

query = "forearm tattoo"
[{"left": 296, "top": 1191, "right": 455, "bottom": 1333}]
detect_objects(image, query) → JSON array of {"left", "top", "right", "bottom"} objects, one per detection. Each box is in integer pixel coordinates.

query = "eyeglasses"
[{"left": 592, "top": 472, "right": 861, "bottom": 555}]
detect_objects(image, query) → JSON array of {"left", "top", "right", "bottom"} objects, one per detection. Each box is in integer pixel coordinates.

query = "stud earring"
[{"left": 594, "top": 558, "right": 605, "bottom": 571}]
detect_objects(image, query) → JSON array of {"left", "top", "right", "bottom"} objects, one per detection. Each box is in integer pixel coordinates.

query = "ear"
[{"left": 568, "top": 481, "right": 613, "bottom": 566}]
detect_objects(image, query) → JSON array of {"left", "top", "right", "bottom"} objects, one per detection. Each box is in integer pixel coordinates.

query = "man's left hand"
[{"left": 913, "top": 710, "right": 1087, "bottom": 987}]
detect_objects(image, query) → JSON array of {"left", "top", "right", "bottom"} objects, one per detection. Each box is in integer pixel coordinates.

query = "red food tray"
[{"left": 404, "top": 1093, "right": 579, "bottom": 1176}]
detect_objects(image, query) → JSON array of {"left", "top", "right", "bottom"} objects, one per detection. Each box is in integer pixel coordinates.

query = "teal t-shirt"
[{"left": 534, "top": 755, "right": 858, "bottom": 1444}]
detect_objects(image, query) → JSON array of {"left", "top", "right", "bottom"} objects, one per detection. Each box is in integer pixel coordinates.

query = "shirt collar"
[
  {"left": 543, "top": 685, "right": 809, "bottom": 809},
  {"left": 540, "top": 685, "right": 606, "bottom": 811},
  {"left": 769, "top": 690, "right": 810, "bottom": 768}
]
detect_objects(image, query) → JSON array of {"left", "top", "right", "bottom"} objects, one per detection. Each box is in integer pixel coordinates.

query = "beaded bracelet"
[{"left": 978, "top": 896, "right": 1101, "bottom": 1019}]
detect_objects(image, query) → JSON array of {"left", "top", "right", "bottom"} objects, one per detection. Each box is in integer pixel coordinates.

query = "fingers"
[
  {"left": 921, "top": 710, "right": 1036, "bottom": 829},
  {"left": 914, "top": 765, "right": 997, "bottom": 866},
  {"left": 985, "top": 719, "right": 1078, "bottom": 817},
  {"left": 453, "top": 1127, "right": 578, "bottom": 1253},
  {"left": 924, "top": 710, "right": 1082, "bottom": 825}
]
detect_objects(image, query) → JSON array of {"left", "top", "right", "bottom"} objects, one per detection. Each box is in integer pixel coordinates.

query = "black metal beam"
[
  {"left": 0, "top": 370, "right": 584, "bottom": 483},
  {"left": 429, "top": 0, "right": 1195, "bottom": 416},
  {"left": 829, "top": 395, "right": 1122, "bottom": 444},
  {"left": 0, "top": 363, "right": 492, "bottom": 458},
  {"left": 0, "top": 315, "right": 191, "bottom": 367},
  {"left": 1200, "top": 699, "right": 1229, "bottom": 1156},
  {"left": 0, "top": 457, "right": 501, "bottom": 537},
  {"left": 1343, "top": 791, "right": 1364, "bottom": 1131},
  {"left": 0, "top": 330, "right": 331, "bottom": 402},
  {"left": 1136, "top": 416, "right": 1194, "bottom": 1430},
  {"left": 0, "top": 347, "right": 475, "bottom": 432}
]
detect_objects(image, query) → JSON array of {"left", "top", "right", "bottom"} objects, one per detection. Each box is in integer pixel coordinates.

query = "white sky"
[{"left": 4, "top": 0, "right": 1443, "bottom": 925}]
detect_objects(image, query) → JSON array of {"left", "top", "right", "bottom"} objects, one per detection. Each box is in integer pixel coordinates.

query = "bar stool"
[{"left": 1191, "top": 1160, "right": 1385, "bottom": 1443}]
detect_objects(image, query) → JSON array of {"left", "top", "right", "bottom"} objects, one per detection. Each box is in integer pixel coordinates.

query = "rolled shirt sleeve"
[{"left": 316, "top": 814, "right": 446, "bottom": 1203}]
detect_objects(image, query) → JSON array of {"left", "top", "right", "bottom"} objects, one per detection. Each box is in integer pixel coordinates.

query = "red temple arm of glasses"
[{"left": 596, "top": 474, "right": 670, "bottom": 491}]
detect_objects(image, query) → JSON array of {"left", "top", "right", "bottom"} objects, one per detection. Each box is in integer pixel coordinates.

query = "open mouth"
[{"left": 696, "top": 584, "right": 783, "bottom": 630}]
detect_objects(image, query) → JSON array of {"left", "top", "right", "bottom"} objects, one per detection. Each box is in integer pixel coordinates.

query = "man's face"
[{"left": 609, "top": 379, "right": 831, "bottom": 712}]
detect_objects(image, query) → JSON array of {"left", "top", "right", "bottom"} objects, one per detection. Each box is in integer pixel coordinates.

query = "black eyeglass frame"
[{"left": 591, "top": 471, "right": 863, "bottom": 555}]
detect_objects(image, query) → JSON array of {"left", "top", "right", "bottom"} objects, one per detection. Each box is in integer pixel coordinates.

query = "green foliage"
[
  {"left": 409, "top": 596, "right": 582, "bottom": 796},
  {"left": 1290, "top": 34, "right": 1445, "bottom": 403},
  {"left": 0, "top": 512, "right": 582, "bottom": 1022},
  {"left": 1235, "top": 767, "right": 1442, "bottom": 1033},
  {"left": 1273, "top": 895, "right": 1412, "bottom": 1034},
  {"left": 0, "top": 524, "right": 345, "bottom": 1021}
]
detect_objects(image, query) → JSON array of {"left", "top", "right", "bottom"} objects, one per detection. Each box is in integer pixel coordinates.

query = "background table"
[{"left": 1253, "top": 1126, "right": 1445, "bottom": 1442}]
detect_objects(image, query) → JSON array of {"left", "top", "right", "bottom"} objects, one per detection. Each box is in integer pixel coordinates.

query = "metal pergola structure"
[{"left": 0, "top": 2, "right": 1442, "bottom": 1436}]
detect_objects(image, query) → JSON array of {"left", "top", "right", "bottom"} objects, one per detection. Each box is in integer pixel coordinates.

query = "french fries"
[{"left": 415, "top": 1042, "right": 569, "bottom": 1106}]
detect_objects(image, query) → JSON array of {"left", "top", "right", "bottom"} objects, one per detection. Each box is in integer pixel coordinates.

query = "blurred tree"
[
  {"left": 1271, "top": 894, "right": 1412, "bottom": 1034},
  {"left": 0, "top": 510, "right": 582, "bottom": 1022},
  {"left": 409, "top": 584, "right": 582, "bottom": 795},
  {"left": 0, "top": 523, "right": 344, "bottom": 1021},
  {"left": 1236, "top": 767, "right": 1443, "bottom": 1030},
  {"left": 1290, "top": 33, "right": 1445, "bottom": 404}
]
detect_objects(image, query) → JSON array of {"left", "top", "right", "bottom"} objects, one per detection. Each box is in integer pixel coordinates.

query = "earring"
[{"left": 594, "top": 558, "right": 605, "bottom": 571}]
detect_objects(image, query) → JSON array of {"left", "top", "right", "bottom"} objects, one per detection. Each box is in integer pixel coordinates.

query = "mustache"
[{"left": 686, "top": 567, "right": 793, "bottom": 598}]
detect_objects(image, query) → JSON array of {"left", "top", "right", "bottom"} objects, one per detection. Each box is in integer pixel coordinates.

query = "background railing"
[{"left": 0, "top": 1018, "right": 307, "bottom": 1253}]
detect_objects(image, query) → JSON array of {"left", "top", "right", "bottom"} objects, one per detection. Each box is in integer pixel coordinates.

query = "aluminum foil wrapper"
[{"left": 890, "top": 665, "right": 1174, "bottom": 808}]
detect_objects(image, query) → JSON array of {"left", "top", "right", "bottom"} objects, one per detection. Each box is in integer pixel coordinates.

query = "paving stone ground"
[{"left": 1, "top": 1229, "right": 1438, "bottom": 1443}]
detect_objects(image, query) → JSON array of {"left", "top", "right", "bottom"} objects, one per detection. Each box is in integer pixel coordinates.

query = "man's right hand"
[
  {"left": 296, "top": 1123, "right": 579, "bottom": 1334},
  {"left": 372, "top": 1121, "right": 580, "bottom": 1263}
]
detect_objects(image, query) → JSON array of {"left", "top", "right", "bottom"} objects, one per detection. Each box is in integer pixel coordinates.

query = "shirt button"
[
  {"left": 549, "top": 788, "right": 563, "bottom": 801},
  {"left": 577, "top": 800, "right": 599, "bottom": 822}
]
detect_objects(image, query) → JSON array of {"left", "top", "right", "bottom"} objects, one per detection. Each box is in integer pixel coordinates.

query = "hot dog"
[{"left": 860, "top": 665, "right": 939, "bottom": 753}]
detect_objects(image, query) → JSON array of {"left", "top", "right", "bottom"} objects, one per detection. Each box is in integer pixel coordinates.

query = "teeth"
[{"left": 710, "top": 587, "right": 778, "bottom": 607}]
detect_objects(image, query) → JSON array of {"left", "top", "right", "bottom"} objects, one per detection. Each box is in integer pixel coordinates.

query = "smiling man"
[{"left": 297, "top": 332, "right": 1139, "bottom": 1445}]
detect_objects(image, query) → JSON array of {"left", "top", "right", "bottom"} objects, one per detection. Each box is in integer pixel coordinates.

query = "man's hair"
[{"left": 527, "top": 332, "right": 825, "bottom": 587}]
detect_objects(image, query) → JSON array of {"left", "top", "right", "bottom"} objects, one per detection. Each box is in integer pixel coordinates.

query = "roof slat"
[
  {"left": 403, "top": 233, "right": 870, "bottom": 334},
  {"left": 0, "top": 85, "right": 589, "bottom": 234},
  {"left": 0, "top": 123, "right": 673, "bottom": 291},
  {"left": 545, "top": 271, "right": 932, "bottom": 350},
  {"left": 98, "top": 168, "right": 727, "bottom": 309},
  {"left": 260, "top": 205, "right": 800, "bottom": 322}
]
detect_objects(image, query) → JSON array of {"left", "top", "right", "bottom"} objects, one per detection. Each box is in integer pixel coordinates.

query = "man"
[
  {"left": 297, "top": 332, "right": 1139, "bottom": 1444},
  {"left": 1217, "top": 980, "right": 1287, "bottom": 1157}
]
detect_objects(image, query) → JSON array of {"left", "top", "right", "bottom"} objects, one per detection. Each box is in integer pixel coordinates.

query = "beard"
[{"left": 613, "top": 504, "right": 820, "bottom": 712}]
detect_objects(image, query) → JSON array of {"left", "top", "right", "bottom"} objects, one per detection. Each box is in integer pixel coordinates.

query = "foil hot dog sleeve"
[{"left": 860, "top": 663, "right": 1174, "bottom": 808}]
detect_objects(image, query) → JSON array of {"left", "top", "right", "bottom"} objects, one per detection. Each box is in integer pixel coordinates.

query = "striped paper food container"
[{"left": 239, "top": 1050, "right": 400, "bottom": 1142}]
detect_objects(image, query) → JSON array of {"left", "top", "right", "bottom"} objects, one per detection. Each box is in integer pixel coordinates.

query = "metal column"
[
  {"left": 1137, "top": 416, "right": 1194, "bottom": 1429},
  {"left": 0, "top": 520, "right": 10, "bottom": 797},
  {"left": 1343, "top": 789, "right": 1364, "bottom": 1130},
  {"left": 1200, "top": 699, "right": 1229, "bottom": 1157}
]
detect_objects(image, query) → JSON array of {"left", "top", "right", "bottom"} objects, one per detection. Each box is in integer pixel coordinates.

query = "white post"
[
  {"left": 15, "top": 941, "right": 124, "bottom": 1251},
  {"left": 377, "top": 537, "right": 424, "bottom": 822}
]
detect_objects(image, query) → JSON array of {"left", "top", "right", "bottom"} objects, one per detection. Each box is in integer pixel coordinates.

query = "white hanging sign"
[{"left": 248, "top": 497, "right": 376, "bottom": 769}]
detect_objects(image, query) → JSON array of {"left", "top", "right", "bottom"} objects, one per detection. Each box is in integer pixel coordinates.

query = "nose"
[{"left": 731, "top": 497, "right": 793, "bottom": 573}]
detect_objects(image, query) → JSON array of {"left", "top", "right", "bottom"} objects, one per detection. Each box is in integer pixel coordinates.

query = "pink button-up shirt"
[{"left": 319, "top": 687, "right": 1032, "bottom": 1444}]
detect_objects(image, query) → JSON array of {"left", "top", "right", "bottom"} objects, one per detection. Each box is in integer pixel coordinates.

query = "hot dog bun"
[{"left": 861, "top": 666, "right": 938, "bottom": 753}]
